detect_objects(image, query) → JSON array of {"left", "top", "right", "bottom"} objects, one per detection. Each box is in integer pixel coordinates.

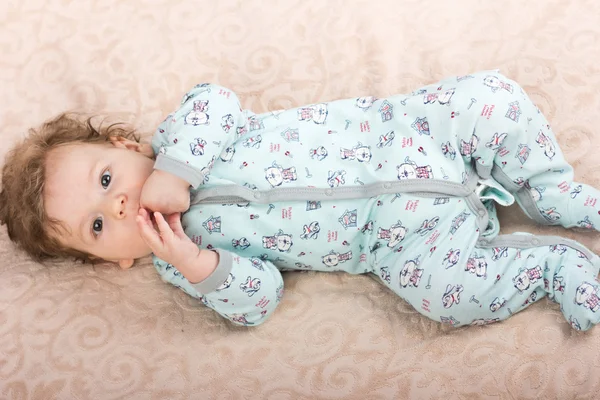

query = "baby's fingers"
[
  {"left": 136, "top": 213, "right": 163, "bottom": 254},
  {"left": 166, "top": 213, "right": 186, "bottom": 237},
  {"left": 154, "top": 212, "right": 175, "bottom": 242},
  {"left": 138, "top": 207, "right": 151, "bottom": 223},
  {"left": 136, "top": 208, "right": 150, "bottom": 230}
]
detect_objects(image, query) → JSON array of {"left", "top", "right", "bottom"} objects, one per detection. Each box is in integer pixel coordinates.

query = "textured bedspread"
[{"left": 1, "top": 0, "right": 600, "bottom": 398}]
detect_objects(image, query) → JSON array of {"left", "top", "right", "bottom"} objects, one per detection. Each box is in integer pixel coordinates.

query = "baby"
[{"left": 2, "top": 70, "right": 600, "bottom": 331}]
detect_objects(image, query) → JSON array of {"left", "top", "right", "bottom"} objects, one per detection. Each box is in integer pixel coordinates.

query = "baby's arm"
[
  {"left": 154, "top": 250, "right": 284, "bottom": 326},
  {"left": 151, "top": 83, "right": 246, "bottom": 189},
  {"left": 138, "top": 210, "right": 283, "bottom": 326}
]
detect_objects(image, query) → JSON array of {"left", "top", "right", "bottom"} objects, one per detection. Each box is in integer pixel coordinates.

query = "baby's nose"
[{"left": 114, "top": 194, "right": 127, "bottom": 219}]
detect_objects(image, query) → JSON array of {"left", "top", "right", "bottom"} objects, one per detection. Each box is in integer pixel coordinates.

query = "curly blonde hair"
[{"left": 0, "top": 113, "right": 140, "bottom": 264}]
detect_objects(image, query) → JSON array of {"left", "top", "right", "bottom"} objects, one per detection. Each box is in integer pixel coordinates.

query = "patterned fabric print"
[
  {"left": 151, "top": 71, "right": 600, "bottom": 330},
  {"left": 451, "top": 74, "right": 600, "bottom": 232},
  {"left": 165, "top": 78, "right": 480, "bottom": 192},
  {"left": 154, "top": 253, "right": 284, "bottom": 326},
  {"left": 369, "top": 194, "right": 481, "bottom": 324},
  {"left": 374, "top": 236, "right": 600, "bottom": 330},
  {"left": 181, "top": 193, "right": 479, "bottom": 275},
  {"left": 181, "top": 198, "right": 376, "bottom": 275}
]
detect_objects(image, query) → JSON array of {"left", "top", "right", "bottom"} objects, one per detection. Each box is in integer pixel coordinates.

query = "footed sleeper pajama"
[{"left": 151, "top": 70, "right": 600, "bottom": 330}]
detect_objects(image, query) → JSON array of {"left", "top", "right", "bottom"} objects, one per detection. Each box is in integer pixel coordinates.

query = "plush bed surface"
[{"left": 2, "top": 1, "right": 600, "bottom": 398}]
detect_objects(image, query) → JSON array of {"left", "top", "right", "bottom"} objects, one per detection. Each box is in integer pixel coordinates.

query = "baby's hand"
[
  {"left": 140, "top": 170, "right": 190, "bottom": 215},
  {"left": 137, "top": 209, "right": 200, "bottom": 270}
]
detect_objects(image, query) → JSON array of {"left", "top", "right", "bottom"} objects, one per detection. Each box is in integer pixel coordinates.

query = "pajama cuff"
[
  {"left": 190, "top": 249, "right": 233, "bottom": 294},
  {"left": 154, "top": 153, "right": 204, "bottom": 189}
]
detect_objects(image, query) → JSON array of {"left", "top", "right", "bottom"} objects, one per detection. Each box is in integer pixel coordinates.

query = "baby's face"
[{"left": 44, "top": 141, "right": 155, "bottom": 267}]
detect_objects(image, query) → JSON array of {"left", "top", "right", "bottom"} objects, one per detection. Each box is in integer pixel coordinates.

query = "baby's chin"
[{"left": 119, "top": 249, "right": 154, "bottom": 268}]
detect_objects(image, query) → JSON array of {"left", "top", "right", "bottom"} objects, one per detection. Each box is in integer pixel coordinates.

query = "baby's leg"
[
  {"left": 474, "top": 233, "right": 600, "bottom": 331},
  {"left": 373, "top": 232, "right": 600, "bottom": 330},
  {"left": 460, "top": 72, "right": 600, "bottom": 231}
]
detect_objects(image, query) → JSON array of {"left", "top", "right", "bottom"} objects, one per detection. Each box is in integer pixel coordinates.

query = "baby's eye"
[
  {"left": 92, "top": 217, "right": 103, "bottom": 235},
  {"left": 101, "top": 170, "right": 111, "bottom": 189}
]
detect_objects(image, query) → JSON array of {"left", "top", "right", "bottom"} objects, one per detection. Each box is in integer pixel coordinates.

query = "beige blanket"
[{"left": 2, "top": 1, "right": 600, "bottom": 398}]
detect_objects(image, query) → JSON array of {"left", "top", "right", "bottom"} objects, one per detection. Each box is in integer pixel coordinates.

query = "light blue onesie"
[{"left": 151, "top": 70, "right": 600, "bottom": 331}]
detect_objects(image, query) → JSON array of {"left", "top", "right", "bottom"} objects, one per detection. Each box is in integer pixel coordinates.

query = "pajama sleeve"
[
  {"left": 152, "top": 249, "right": 284, "bottom": 326},
  {"left": 151, "top": 83, "right": 246, "bottom": 188}
]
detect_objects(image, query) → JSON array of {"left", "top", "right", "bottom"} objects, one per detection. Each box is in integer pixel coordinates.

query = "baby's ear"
[{"left": 109, "top": 136, "right": 155, "bottom": 158}]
